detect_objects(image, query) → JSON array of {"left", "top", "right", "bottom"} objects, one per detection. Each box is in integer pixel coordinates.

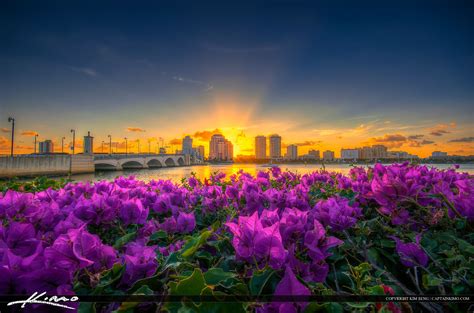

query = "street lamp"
[
  {"left": 108, "top": 135, "right": 112, "bottom": 154},
  {"left": 101, "top": 141, "right": 105, "bottom": 153},
  {"left": 61, "top": 137, "right": 65, "bottom": 153},
  {"left": 124, "top": 137, "right": 128, "bottom": 155},
  {"left": 7, "top": 117, "right": 14, "bottom": 157},
  {"left": 70, "top": 129, "right": 75, "bottom": 155},
  {"left": 34, "top": 134, "right": 38, "bottom": 154}
]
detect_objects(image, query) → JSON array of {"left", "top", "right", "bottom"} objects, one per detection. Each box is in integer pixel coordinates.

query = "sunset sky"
[{"left": 1, "top": 1, "right": 473, "bottom": 157}]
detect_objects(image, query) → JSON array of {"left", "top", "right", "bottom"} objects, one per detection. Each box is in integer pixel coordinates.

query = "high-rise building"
[
  {"left": 286, "top": 144, "right": 298, "bottom": 160},
  {"left": 182, "top": 136, "right": 193, "bottom": 155},
  {"left": 269, "top": 134, "right": 282, "bottom": 159},
  {"left": 341, "top": 149, "right": 360, "bottom": 160},
  {"left": 323, "top": 150, "right": 335, "bottom": 161},
  {"left": 308, "top": 149, "right": 320, "bottom": 159},
  {"left": 209, "top": 134, "right": 233, "bottom": 161},
  {"left": 197, "top": 145, "right": 205, "bottom": 159},
  {"left": 38, "top": 140, "right": 54, "bottom": 154},
  {"left": 372, "top": 145, "right": 388, "bottom": 159},
  {"left": 431, "top": 151, "right": 448, "bottom": 158},
  {"left": 83, "top": 131, "right": 94, "bottom": 155},
  {"left": 255, "top": 136, "right": 266, "bottom": 160}
]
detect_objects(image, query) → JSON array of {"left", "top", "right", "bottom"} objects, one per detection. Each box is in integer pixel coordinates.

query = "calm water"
[{"left": 71, "top": 163, "right": 474, "bottom": 184}]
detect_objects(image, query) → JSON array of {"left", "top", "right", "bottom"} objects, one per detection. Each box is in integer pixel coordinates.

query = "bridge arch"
[
  {"left": 177, "top": 157, "right": 185, "bottom": 166},
  {"left": 147, "top": 158, "right": 164, "bottom": 168},
  {"left": 95, "top": 163, "right": 119, "bottom": 171},
  {"left": 121, "top": 160, "right": 144, "bottom": 169},
  {"left": 164, "top": 157, "right": 176, "bottom": 167}
]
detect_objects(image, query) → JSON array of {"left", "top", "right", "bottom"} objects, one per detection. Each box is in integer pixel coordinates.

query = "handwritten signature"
[{"left": 7, "top": 291, "right": 79, "bottom": 310}]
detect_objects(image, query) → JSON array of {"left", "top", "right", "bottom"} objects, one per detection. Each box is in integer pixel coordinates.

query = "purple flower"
[
  {"left": 313, "top": 196, "right": 361, "bottom": 231},
  {"left": 304, "top": 220, "right": 343, "bottom": 262},
  {"left": 119, "top": 199, "right": 148, "bottom": 225},
  {"left": 391, "top": 235, "right": 429, "bottom": 267},
  {"left": 176, "top": 211, "right": 196, "bottom": 233},
  {"left": 120, "top": 243, "right": 158, "bottom": 288}
]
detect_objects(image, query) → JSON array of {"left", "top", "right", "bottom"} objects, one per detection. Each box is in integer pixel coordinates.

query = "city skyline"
[{"left": 1, "top": 1, "right": 473, "bottom": 157}]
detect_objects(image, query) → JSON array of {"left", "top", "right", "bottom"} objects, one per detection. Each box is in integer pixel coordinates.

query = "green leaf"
[
  {"left": 116, "top": 285, "right": 155, "bottom": 313},
  {"left": 170, "top": 268, "right": 207, "bottom": 295},
  {"left": 204, "top": 268, "right": 237, "bottom": 285},
  {"left": 78, "top": 302, "right": 96, "bottom": 313},
  {"left": 150, "top": 230, "right": 168, "bottom": 241},
  {"left": 249, "top": 269, "right": 276, "bottom": 296},
  {"left": 181, "top": 229, "right": 213, "bottom": 258},
  {"left": 113, "top": 231, "right": 137, "bottom": 249}
]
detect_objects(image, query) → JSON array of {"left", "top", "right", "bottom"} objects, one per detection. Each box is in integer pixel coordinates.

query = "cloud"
[
  {"left": 408, "top": 139, "right": 435, "bottom": 147},
  {"left": 172, "top": 75, "right": 213, "bottom": 91},
  {"left": 20, "top": 131, "right": 38, "bottom": 136},
  {"left": 126, "top": 127, "right": 146, "bottom": 132},
  {"left": 449, "top": 137, "right": 474, "bottom": 143},
  {"left": 295, "top": 140, "right": 322, "bottom": 147},
  {"left": 192, "top": 129, "right": 222, "bottom": 141},
  {"left": 372, "top": 134, "right": 407, "bottom": 143},
  {"left": 169, "top": 138, "right": 182, "bottom": 145},
  {"left": 1, "top": 127, "right": 10, "bottom": 133},
  {"left": 430, "top": 129, "right": 449, "bottom": 137},
  {"left": 70, "top": 66, "right": 98, "bottom": 77},
  {"left": 407, "top": 134, "right": 424, "bottom": 140}
]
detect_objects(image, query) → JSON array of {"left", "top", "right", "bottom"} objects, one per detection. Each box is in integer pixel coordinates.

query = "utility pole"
[
  {"left": 70, "top": 129, "right": 76, "bottom": 154},
  {"left": 7, "top": 117, "right": 14, "bottom": 157},
  {"left": 61, "top": 137, "right": 65, "bottom": 153},
  {"left": 124, "top": 137, "right": 128, "bottom": 155},
  {"left": 34, "top": 134, "right": 38, "bottom": 154}
]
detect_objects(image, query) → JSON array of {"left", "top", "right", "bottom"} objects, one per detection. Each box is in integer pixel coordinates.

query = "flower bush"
[{"left": 0, "top": 163, "right": 473, "bottom": 312}]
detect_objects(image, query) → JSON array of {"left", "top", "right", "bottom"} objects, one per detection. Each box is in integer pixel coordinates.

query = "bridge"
[{"left": 94, "top": 154, "right": 188, "bottom": 170}]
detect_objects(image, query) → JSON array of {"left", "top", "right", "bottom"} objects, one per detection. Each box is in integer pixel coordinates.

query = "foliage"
[{"left": 0, "top": 164, "right": 472, "bottom": 312}]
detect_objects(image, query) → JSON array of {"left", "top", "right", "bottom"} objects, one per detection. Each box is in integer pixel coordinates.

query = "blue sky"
[{"left": 1, "top": 1, "right": 473, "bottom": 156}]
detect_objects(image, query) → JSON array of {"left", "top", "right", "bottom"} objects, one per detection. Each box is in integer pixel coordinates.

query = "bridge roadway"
[{"left": 94, "top": 154, "right": 188, "bottom": 170}]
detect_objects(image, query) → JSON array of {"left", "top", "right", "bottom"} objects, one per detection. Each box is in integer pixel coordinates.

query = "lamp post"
[
  {"left": 108, "top": 135, "right": 112, "bottom": 155},
  {"left": 34, "top": 134, "right": 38, "bottom": 154},
  {"left": 101, "top": 141, "right": 105, "bottom": 153},
  {"left": 124, "top": 137, "right": 128, "bottom": 155},
  {"left": 148, "top": 140, "right": 151, "bottom": 154},
  {"left": 61, "top": 137, "right": 65, "bottom": 153},
  {"left": 137, "top": 139, "right": 140, "bottom": 154},
  {"left": 7, "top": 117, "right": 14, "bottom": 157},
  {"left": 70, "top": 129, "right": 75, "bottom": 154}
]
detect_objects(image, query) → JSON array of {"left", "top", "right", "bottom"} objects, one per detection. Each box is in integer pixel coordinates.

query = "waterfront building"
[
  {"left": 286, "top": 144, "right": 298, "bottom": 160},
  {"left": 308, "top": 149, "right": 320, "bottom": 159},
  {"left": 197, "top": 145, "right": 205, "bottom": 159},
  {"left": 372, "top": 145, "right": 388, "bottom": 159},
  {"left": 38, "top": 140, "right": 54, "bottom": 154},
  {"left": 431, "top": 151, "right": 448, "bottom": 158},
  {"left": 182, "top": 136, "right": 193, "bottom": 155},
  {"left": 388, "top": 151, "right": 419, "bottom": 160},
  {"left": 341, "top": 148, "right": 360, "bottom": 160},
  {"left": 209, "top": 134, "right": 233, "bottom": 161},
  {"left": 323, "top": 150, "right": 335, "bottom": 161},
  {"left": 269, "top": 134, "right": 282, "bottom": 159},
  {"left": 255, "top": 136, "right": 267, "bottom": 160},
  {"left": 83, "top": 131, "right": 94, "bottom": 155}
]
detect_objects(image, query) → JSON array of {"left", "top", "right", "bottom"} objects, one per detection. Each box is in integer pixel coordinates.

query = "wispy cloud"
[
  {"left": 295, "top": 140, "right": 322, "bottom": 147},
  {"left": 20, "top": 130, "right": 38, "bottom": 136},
  {"left": 126, "top": 127, "right": 146, "bottom": 132},
  {"left": 430, "top": 129, "right": 449, "bottom": 137},
  {"left": 192, "top": 129, "right": 222, "bottom": 141},
  {"left": 449, "top": 137, "right": 474, "bottom": 143},
  {"left": 0, "top": 127, "right": 10, "bottom": 133},
  {"left": 70, "top": 66, "right": 98, "bottom": 77},
  {"left": 172, "top": 75, "right": 213, "bottom": 91}
]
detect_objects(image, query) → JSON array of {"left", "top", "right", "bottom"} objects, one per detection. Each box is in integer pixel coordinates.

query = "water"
[{"left": 71, "top": 163, "right": 474, "bottom": 184}]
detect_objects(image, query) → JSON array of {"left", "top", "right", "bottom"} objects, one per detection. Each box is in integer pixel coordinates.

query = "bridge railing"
[{"left": 94, "top": 154, "right": 185, "bottom": 160}]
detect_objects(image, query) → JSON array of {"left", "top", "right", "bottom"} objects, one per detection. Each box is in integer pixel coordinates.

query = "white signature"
[{"left": 7, "top": 291, "right": 79, "bottom": 310}]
